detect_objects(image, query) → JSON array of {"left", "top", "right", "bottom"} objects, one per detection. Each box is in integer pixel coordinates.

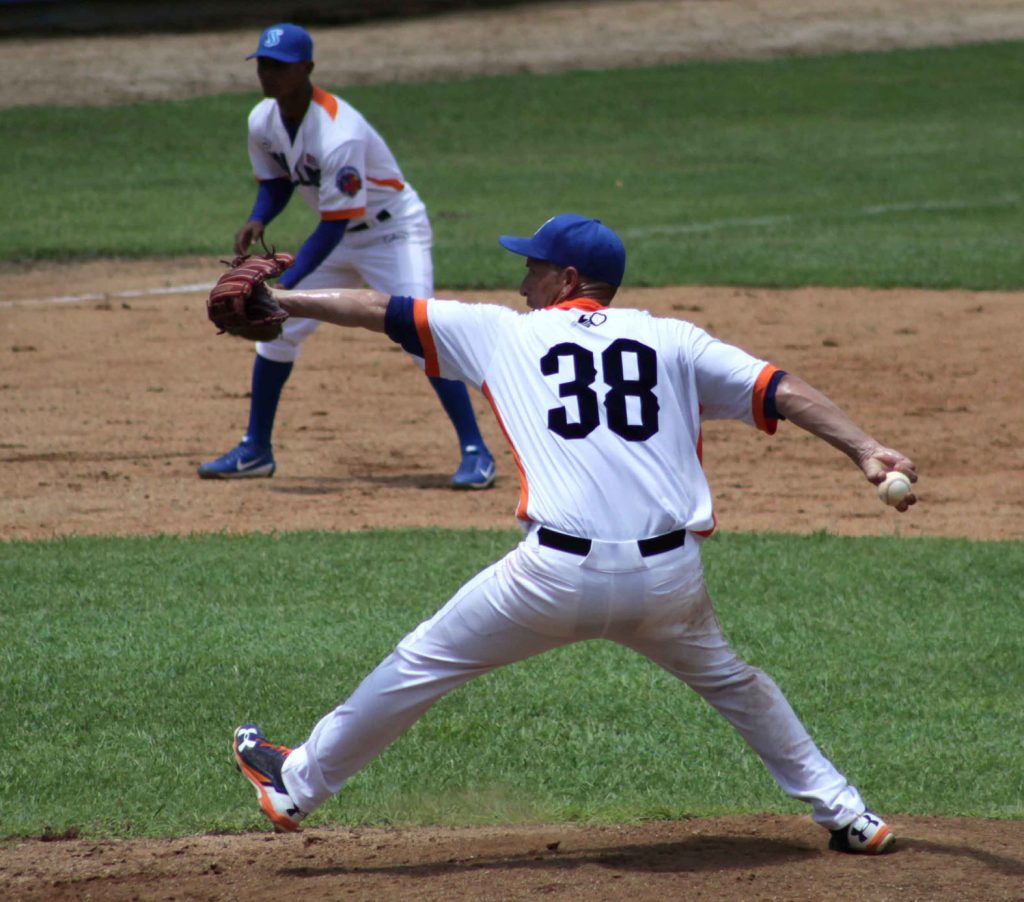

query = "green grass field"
[
  {"left": 3, "top": 42, "right": 1023, "bottom": 288},
  {"left": 3, "top": 41, "right": 1023, "bottom": 840},
  {"left": 2, "top": 531, "right": 1022, "bottom": 837}
]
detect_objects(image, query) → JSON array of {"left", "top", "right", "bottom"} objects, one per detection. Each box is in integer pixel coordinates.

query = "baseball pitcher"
[{"left": 227, "top": 214, "right": 914, "bottom": 854}]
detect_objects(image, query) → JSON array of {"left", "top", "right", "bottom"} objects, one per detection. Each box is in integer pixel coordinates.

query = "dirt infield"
[
  {"left": 4, "top": 264, "right": 1023, "bottom": 543},
  {"left": 2, "top": 2, "right": 1023, "bottom": 899}
]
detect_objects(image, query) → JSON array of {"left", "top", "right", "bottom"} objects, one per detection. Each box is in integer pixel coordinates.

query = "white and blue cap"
[
  {"left": 247, "top": 23, "right": 313, "bottom": 63},
  {"left": 499, "top": 214, "right": 626, "bottom": 286}
]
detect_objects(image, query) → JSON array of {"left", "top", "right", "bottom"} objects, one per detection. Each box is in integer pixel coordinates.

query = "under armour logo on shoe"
[
  {"left": 235, "top": 727, "right": 260, "bottom": 752},
  {"left": 850, "top": 813, "right": 880, "bottom": 843}
]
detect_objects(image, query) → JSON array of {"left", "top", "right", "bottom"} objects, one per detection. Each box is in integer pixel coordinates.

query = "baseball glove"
[{"left": 207, "top": 250, "right": 295, "bottom": 342}]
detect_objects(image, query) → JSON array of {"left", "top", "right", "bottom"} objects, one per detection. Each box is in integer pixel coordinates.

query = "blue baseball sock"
[
  {"left": 244, "top": 355, "right": 293, "bottom": 450},
  {"left": 428, "top": 376, "right": 489, "bottom": 455}
]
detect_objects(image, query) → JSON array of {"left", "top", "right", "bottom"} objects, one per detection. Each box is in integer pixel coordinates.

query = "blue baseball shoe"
[
  {"left": 232, "top": 724, "right": 305, "bottom": 832},
  {"left": 451, "top": 445, "right": 496, "bottom": 490},
  {"left": 828, "top": 811, "right": 895, "bottom": 854},
  {"left": 197, "top": 439, "right": 275, "bottom": 479}
]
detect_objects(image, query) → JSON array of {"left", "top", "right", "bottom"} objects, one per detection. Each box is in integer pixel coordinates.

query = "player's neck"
[{"left": 277, "top": 82, "right": 313, "bottom": 125}]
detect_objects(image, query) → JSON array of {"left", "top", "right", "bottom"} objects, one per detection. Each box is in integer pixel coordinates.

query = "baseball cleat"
[
  {"left": 451, "top": 445, "right": 496, "bottom": 490},
  {"left": 828, "top": 811, "right": 895, "bottom": 854},
  {"left": 232, "top": 724, "right": 305, "bottom": 832},
  {"left": 198, "top": 440, "right": 275, "bottom": 479}
]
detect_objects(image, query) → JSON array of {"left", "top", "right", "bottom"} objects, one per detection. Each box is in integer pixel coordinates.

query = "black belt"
[
  {"left": 349, "top": 209, "right": 391, "bottom": 232},
  {"left": 537, "top": 526, "right": 686, "bottom": 558}
]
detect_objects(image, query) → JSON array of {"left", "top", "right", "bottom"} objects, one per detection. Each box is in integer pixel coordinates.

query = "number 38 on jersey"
[{"left": 540, "top": 339, "right": 660, "bottom": 442}]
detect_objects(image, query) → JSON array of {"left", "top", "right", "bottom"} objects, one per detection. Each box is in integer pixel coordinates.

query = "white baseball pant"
[
  {"left": 279, "top": 527, "right": 867, "bottom": 829},
  {"left": 256, "top": 216, "right": 434, "bottom": 364}
]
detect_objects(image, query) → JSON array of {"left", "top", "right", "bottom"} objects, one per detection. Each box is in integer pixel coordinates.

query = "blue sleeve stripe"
[
  {"left": 384, "top": 295, "right": 424, "bottom": 357},
  {"left": 764, "top": 369, "right": 788, "bottom": 421}
]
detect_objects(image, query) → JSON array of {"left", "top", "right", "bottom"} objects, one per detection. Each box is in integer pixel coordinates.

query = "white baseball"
[{"left": 877, "top": 471, "right": 912, "bottom": 506}]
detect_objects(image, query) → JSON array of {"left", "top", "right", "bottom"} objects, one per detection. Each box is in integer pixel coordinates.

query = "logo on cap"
[{"left": 247, "top": 23, "right": 314, "bottom": 63}]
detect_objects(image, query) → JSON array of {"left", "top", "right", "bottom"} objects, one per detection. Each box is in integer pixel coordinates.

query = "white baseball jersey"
[
  {"left": 247, "top": 86, "right": 417, "bottom": 226},
  {"left": 248, "top": 86, "right": 433, "bottom": 362},
  {"left": 388, "top": 295, "right": 781, "bottom": 540}
]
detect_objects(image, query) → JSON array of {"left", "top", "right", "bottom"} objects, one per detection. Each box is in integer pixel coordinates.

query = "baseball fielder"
[
  {"left": 198, "top": 23, "right": 495, "bottom": 488},
  {"left": 233, "top": 214, "right": 915, "bottom": 853}
]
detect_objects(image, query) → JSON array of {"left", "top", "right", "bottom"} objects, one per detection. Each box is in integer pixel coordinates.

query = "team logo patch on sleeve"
[{"left": 336, "top": 166, "right": 363, "bottom": 197}]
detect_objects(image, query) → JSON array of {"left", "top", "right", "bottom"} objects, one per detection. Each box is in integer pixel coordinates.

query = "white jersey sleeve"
[
  {"left": 675, "top": 321, "right": 782, "bottom": 433},
  {"left": 317, "top": 139, "right": 368, "bottom": 220},
  {"left": 412, "top": 298, "right": 516, "bottom": 389},
  {"left": 383, "top": 295, "right": 516, "bottom": 388}
]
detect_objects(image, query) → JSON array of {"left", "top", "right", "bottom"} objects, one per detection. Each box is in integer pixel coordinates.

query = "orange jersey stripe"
[
  {"left": 550, "top": 297, "right": 607, "bottom": 312},
  {"left": 311, "top": 85, "right": 339, "bottom": 119},
  {"left": 322, "top": 207, "right": 366, "bottom": 221},
  {"left": 483, "top": 382, "right": 530, "bottom": 520},
  {"left": 413, "top": 298, "right": 439, "bottom": 376},
  {"left": 693, "top": 411, "right": 716, "bottom": 536},
  {"left": 751, "top": 364, "right": 781, "bottom": 435},
  {"left": 367, "top": 177, "right": 405, "bottom": 191}
]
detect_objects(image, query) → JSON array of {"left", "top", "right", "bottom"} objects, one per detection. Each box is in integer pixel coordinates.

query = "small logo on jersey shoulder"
[
  {"left": 304, "top": 153, "right": 318, "bottom": 166},
  {"left": 336, "top": 166, "right": 363, "bottom": 197},
  {"left": 576, "top": 312, "right": 608, "bottom": 328}
]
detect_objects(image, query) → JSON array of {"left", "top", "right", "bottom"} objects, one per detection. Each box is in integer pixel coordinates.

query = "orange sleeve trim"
[
  {"left": 413, "top": 298, "right": 440, "bottom": 376},
  {"left": 311, "top": 86, "right": 339, "bottom": 119},
  {"left": 321, "top": 207, "right": 366, "bottom": 221},
  {"left": 752, "top": 364, "right": 780, "bottom": 435},
  {"left": 483, "top": 382, "right": 530, "bottom": 521},
  {"left": 367, "top": 177, "right": 405, "bottom": 191}
]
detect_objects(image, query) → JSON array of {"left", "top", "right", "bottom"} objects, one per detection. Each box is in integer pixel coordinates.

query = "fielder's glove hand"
[{"left": 207, "top": 249, "right": 294, "bottom": 342}]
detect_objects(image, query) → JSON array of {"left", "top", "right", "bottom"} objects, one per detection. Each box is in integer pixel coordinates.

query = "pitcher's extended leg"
[{"left": 624, "top": 587, "right": 864, "bottom": 829}]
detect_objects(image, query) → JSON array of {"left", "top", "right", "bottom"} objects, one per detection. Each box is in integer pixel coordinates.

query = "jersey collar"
[{"left": 546, "top": 297, "right": 608, "bottom": 312}]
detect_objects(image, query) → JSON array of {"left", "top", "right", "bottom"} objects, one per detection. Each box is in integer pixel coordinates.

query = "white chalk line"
[
  {"left": 621, "top": 194, "right": 1019, "bottom": 238},
  {"left": 3, "top": 195, "right": 1018, "bottom": 307},
  {"left": 1, "top": 281, "right": 212, "bottom": 309}
]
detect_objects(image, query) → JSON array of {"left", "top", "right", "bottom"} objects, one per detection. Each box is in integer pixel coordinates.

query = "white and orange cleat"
[
  {"left": 829, "top": 811, "right": 895, "bottom": 854},
  {"left": 232, "top": 724, "right": 306, "bottom": 832}
]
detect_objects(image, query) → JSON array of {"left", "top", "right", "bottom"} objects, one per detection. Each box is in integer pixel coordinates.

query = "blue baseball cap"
[
  {"left": 247, "top": 24, "right": 313, "bottom": 63},
  {"left": 499, "top": 214, "right": 626, "bottom": 286}
]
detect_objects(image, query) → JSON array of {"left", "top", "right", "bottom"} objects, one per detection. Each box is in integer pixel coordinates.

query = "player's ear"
[
  {"left": 305, "top": 61, "right": 315, "bottom": 77},
  {"left": 559, "top": 266, "right": 582, "bottom": 298}
]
